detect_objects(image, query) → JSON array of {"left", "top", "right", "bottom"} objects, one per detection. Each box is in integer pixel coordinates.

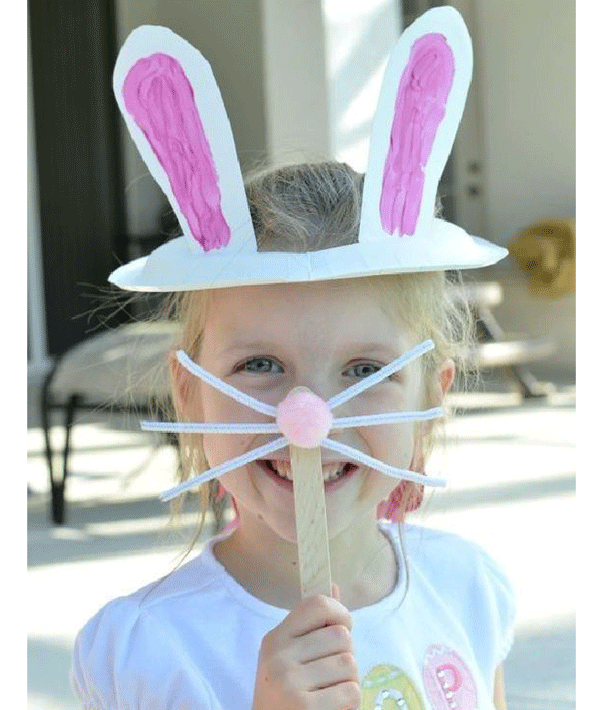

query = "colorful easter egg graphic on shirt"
[
  {"left": 361, "top": 664, "right": 425, "bottom": 710},
  {"left": 422, "top": 645, "right": 478, "bottom": 710}
]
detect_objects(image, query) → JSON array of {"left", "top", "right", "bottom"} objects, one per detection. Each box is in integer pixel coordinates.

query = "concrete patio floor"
[{"left": 27, "top": 378, "right": 576, "bottom": 710}]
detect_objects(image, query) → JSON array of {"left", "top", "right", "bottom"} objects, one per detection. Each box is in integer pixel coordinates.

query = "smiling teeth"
[
  {"left": 270, "top": 461, "right": 347, "bottom": 482},
  {"left": 323, "top": 464, "right": 347, "bottom": 481},
  {"left": 272, "top": 461, "right": 293, "bottom": 481}
]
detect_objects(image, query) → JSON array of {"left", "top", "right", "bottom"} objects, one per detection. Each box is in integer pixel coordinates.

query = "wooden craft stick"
[{"left": 291, "top": 445, "right": 332, "bottom": 598}]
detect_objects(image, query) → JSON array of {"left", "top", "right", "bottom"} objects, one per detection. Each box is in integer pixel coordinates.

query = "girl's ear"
[
  {"left": 423, "top": 357, "right": 455, "bottom": 413},
  {"left": 169, "top": 350, "right": 202, "bottom": 421},
  {"left": 437, "top": 357, "right": 456, "bottom": 402}
]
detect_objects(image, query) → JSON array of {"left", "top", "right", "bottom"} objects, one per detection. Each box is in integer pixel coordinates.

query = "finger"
[
  {"left": 331, "top": 582, "right": 340, "bottom": 600},
  {"left": 302, "top": 651, "right": 359, "bottom": 690},
  {"left": 282, "top": 595, "right": 352, "bottom": 639},
  {"left": 295, "top": 624, "right": 353, "bottom": 664},
  {"left": 306, "top": 680, "right": 361, "bottom": 710}
]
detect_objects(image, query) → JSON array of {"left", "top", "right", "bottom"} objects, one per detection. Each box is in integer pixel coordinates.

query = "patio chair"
[
  {"left": 459, "top": 281, "right": 556, "bottom": 397},
  {"left": 41, "top": 320, "right": 177, "bottom": 524}
]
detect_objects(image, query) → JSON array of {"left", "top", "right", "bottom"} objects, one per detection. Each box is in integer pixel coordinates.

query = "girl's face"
[{"left": 183, "top": 279, "right": 428, "bottom": 544}]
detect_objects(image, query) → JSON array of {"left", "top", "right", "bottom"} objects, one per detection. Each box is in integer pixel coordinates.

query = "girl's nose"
[{"left": 276, "top": 387, "right": 333, "bottom": 448}]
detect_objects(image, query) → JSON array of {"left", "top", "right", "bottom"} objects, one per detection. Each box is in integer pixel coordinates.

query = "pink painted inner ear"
[
  {"left": 123, "top": 53, "right": 230, "bottom": 251},
  {"left": 380, "top": 33, "right": 455, "bottom": 237}
]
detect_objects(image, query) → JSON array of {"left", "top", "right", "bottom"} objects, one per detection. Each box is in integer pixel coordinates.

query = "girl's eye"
[
  {"left": 344, "top": 362, "right": 383, "bottom": 379},
  {"left": 238, "top": 357, "right": 283, "bottom": 374}
]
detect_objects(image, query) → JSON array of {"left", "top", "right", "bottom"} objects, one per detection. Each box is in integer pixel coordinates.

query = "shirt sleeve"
[
  {"left": 70, "top": 597, "right": 223, "bottom": 710},
  {"left": 468, "top": 544, "right": 517, "bottom": 668}
]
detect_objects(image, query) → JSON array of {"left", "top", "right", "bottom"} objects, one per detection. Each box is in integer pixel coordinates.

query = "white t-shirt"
[{"left": 70, "top": 522, "right": 516, "bottom": 709}]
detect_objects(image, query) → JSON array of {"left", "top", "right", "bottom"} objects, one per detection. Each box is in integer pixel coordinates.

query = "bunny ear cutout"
[
  {"left": 380, "top": 32, "right": 458, "bottom": 237},
  {"left": 358, "top": 7, "right": 506, "bottom": 270},
  {"left": 360, "top": 7, "right": 471, "bottom": 243},
  {"left": 110, "top": 25, "right": 257, "bottom": 290}
]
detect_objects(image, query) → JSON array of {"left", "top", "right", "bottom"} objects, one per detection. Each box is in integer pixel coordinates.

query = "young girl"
[{"left": 71, "top": 9, "right": 515, "bottom": 710}]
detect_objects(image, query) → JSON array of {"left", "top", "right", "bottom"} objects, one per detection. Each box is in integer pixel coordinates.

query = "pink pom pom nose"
[{"left": 276, "top": 387, "right": 333, "bottom": 448}]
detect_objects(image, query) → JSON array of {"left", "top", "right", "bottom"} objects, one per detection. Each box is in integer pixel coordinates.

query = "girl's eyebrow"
[
  {"left": 343, "top": 342, "right": 403, "bottom": 357},
  {"left": 218, "top": 340, "right": 404, "bottom": 360},
  {"left": 218, "top": 341, "right": 281, "bottom": 356}
]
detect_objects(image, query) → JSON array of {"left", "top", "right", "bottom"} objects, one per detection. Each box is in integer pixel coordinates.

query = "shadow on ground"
[
  {"left": 28, "top": 494, "right": 212, "bottom": 568},
  {"left": 505, "top": 617, "right": 576, "bottom": 710},
  {"left": 28, "top": 637, "right": 76, "bottom": 710}
]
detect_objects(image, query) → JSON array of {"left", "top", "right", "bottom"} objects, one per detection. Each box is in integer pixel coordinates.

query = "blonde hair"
[{"left": 160, "top": 161, "right": 475, "bottom": 559}]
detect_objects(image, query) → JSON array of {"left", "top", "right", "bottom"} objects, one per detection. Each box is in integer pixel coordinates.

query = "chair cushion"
[{"left": 48, "top": 321, "right": 179, "bottom": 407}]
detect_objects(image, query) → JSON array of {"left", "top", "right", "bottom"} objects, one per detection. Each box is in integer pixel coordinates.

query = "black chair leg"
[
  {"left": 41, "top": 366, "right": 63, "bottom": 523},
  {"left": 50, "top": 395, "right": 80, "bottom": 524},
  {"left": 41, "top": 383, "right": 55, "bottom": 516},
  {"left": 50, "top": 478, "right": 65, "bottom": 524},
  {"left": 504, "top": 364, "right": 550, "bottom": 399}
]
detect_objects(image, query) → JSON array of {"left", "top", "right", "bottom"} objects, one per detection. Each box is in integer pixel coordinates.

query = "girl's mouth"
[{"left": 256, "top": 459, "right": 358, "bottom": 490}]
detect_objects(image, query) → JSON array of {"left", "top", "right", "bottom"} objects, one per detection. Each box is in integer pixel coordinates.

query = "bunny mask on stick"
[{"left": 111, "top": 7, "right": 507, "bottom": 597}]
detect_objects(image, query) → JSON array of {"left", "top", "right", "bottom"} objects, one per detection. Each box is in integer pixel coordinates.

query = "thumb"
[{"left": 331, "top": 582, "right": 340, "bottom": 600}]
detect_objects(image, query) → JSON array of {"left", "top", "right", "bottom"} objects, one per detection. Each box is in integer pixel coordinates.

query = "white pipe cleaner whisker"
[
  {"left": 140, "top": 408, "right": 443, "bottom": 435},
  {"left": 159, "top": 436, "right": 289, "bottom": 502},
  {"left": 176, "top": 350, "right": 277, "bottom": 417},
  {"left": 320, "top": 439, "right": 446, "bottom": 488},
  {"left": 327, "top": 339, "right": 435, "bottom": 410},
  {"left": 331, "top": 406, "right": 443, "bottom": 429},
  {"left": 142, "top": 421, "right": 281, "bottom": 435}
]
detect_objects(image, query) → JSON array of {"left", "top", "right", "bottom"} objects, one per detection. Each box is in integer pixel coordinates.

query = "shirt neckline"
[{"left": 200, "top": 521, "right": 407, "bottom": 622}]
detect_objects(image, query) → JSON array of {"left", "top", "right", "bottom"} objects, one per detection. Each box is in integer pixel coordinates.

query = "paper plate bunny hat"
[
  {"left": 110, "top": 6, "right": 507, "bottom": 292},
  {"left": 111, "top": 8, "right": 507, "bottom": 504}
]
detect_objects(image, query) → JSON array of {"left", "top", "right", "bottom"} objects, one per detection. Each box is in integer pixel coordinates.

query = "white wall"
[
  {"left": 260, "top": 0, "right": 330, "bottom": 164},
  {"left": 260, "top": 0, "right": 402, "bottom": 169},
  {"left": 474, "top": 0, "right": 575, "bottom": 247},
  {"left": 322, "top": 0, "right": 401, "bottom": 170}
]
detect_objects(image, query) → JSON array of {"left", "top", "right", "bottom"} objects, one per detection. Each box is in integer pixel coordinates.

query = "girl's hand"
[{"left": 251, "top": 586, "right": 361, "bottom": 710}]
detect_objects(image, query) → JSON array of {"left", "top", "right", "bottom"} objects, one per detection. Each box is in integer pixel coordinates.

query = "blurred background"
[{"left": 28, "top": 1, "right": 575, "bottom": 709}]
